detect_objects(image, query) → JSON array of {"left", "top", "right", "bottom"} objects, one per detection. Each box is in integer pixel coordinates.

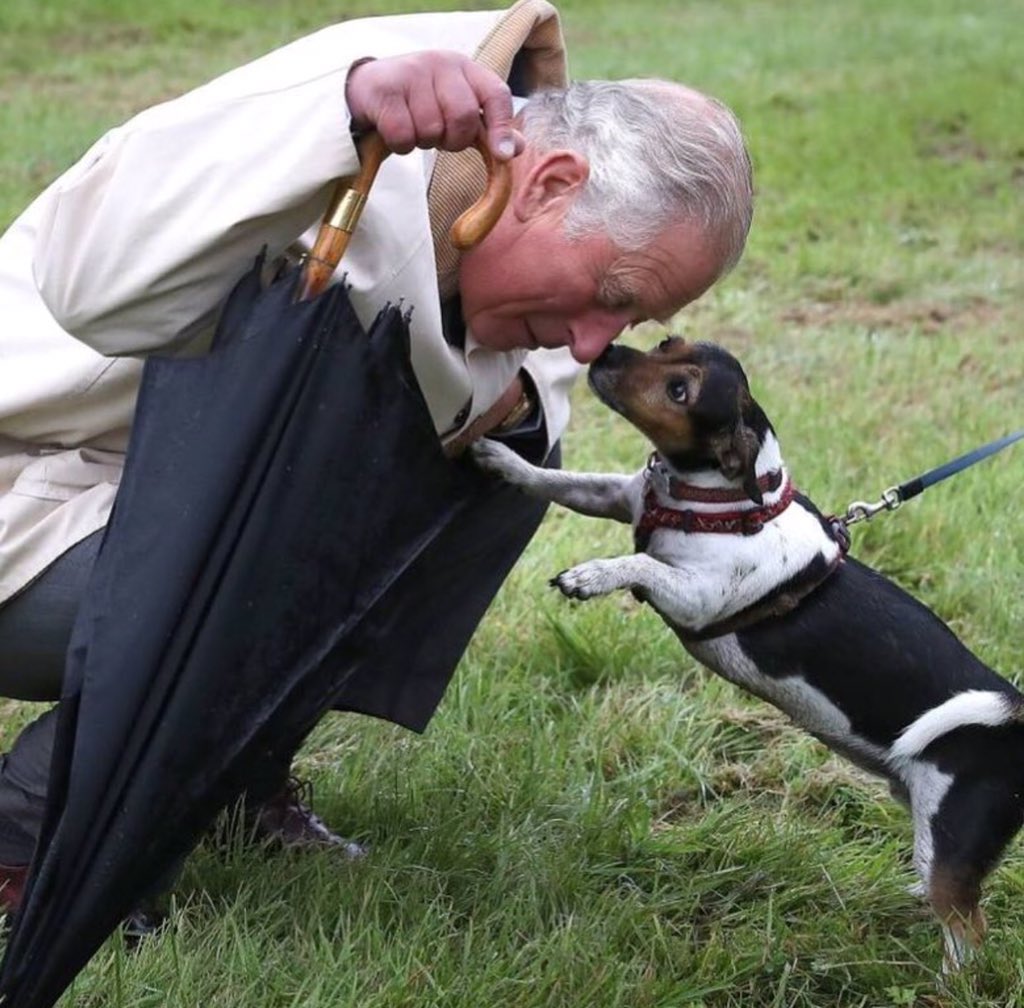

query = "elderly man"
[{"left": 0, "top": 0, "right": 752, "bottom": 915}]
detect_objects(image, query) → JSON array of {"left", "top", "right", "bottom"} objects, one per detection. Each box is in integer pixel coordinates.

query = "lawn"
[{"left": 1, "top": 1, "right": 1022, "bottom": 1005}]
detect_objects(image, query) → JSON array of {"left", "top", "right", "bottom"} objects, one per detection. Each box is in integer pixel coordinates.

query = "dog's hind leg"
[
  {"left": 929, "top": 862, "right": 986, "bottom": 974},
  {"left": 914, "top": 772, "right": 1024, "bottom": 972}
]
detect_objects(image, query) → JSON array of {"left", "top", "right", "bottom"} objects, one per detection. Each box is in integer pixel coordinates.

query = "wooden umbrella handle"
[
  {"left": 447, "top": 139, "right": 512, "bottom": 251},
  {"left": 297, "top": 132, "right": 512, "bottom": 301}
]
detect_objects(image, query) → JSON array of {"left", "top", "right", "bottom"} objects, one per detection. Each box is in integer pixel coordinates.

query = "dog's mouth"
[
  {"left": 586, "top": 345, "right": 635, "bottom": 415},
  {"left": 586, "top": 367, "right": 618, "bottom": 412}
]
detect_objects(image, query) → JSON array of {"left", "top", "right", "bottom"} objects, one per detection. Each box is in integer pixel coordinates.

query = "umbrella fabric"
[{"left": 0, "top": 254, "right": 482, "bottom": 1008}]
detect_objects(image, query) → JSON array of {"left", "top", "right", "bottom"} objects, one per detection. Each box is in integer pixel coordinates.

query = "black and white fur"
[{"left": 472, "top": 338, "right": 1024, "bottom": 971}]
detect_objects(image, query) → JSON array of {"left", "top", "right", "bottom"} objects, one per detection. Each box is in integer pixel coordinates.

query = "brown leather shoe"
[
  {"left": 1, "top": 861, "right": 167, "bottom": 948},
  {"left": 121, "top": 906, "right": 167, "bottom": 947},
  {"left": 248, "top": 777, "right": 367, "bottom": 857},
  {"left": 0, "top": 862, "right": 28, "bottom": 916}
]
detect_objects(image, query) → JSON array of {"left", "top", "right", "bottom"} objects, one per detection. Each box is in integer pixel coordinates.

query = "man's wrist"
[{"left": 345, "top": 57, "right": 377, "bottom": 136}]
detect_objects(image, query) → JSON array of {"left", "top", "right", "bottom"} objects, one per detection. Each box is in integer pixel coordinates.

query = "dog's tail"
[{"left": 889, "top": 689, "right": 1022, "bottom": 763}]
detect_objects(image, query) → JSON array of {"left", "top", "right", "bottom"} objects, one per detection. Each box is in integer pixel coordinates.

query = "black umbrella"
[{"left": 0, "top": 134, "right": 509, "bottom": 1008}]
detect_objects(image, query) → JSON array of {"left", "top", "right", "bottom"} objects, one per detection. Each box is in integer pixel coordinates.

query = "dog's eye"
[
  {"left": 658, "top": 337, "right": 677, "bottom": 352},
  {"left": 667, "top": 379, "right": 688, "bottom": 403}
]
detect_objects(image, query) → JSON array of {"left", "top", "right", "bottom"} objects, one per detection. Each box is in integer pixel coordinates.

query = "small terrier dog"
[{"left": 473, "top": 338, "right": 1024, "bottom": 971}]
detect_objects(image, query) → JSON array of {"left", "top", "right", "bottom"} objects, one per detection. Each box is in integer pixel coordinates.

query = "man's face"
[{"left": 458, "top": 148, "right": 727, "bottom": 364}]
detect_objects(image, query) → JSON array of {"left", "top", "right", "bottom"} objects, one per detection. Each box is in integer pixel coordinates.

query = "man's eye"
[{"left": 667, "top": 379, "right": 688, "bottom": 403}]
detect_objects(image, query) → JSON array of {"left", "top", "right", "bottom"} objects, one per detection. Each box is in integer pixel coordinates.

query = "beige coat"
[{"left": 0, "top": 1, "right": 580, "bottom": 606}]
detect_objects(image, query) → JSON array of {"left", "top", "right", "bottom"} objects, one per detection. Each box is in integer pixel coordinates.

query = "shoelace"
[{"left": 282, "top": 775, "right": 316, "bottom": 812}]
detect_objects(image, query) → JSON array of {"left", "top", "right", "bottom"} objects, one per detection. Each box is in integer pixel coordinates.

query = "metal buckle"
[
  {"left": 842, "top": 486, "right": 902, "bottom": 526},
  {"left": 740, "top": 513, "right": 764, "bottom": 535}
]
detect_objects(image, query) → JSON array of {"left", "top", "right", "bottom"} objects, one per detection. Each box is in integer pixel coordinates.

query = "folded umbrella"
[{"left": 0, "top": 134, "right": 509, "bottom": 1008}]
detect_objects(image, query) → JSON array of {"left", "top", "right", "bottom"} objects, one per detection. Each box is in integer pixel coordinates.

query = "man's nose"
[{"left": 568, "top": 311, "right": 631, "bottom": 364}]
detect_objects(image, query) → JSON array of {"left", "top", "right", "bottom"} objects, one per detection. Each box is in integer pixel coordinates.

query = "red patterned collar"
[
  {"left": 666, "top": 467, "right": 784, "bottom": 503},
  {"left": 636, "top": 456, "right": 794, "bottom": 549}
]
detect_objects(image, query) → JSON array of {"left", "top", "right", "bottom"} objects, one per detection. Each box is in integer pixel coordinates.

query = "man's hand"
[{"left": 345, "top": 51, "right": 524, "bottom": 162}]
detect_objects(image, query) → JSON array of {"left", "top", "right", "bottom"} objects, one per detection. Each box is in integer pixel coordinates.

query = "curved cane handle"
[
  {"left": 448, "top": 140, "right": 512, "bottom": 251},
  {"left": 297, "top": 132, "right": 511, "bottom": 301}
]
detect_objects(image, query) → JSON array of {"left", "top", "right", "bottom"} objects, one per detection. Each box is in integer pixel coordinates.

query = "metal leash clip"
[
  {"left": 829, "top": 427, "right": 1022, "bottom": 547},
  {"left": 842, "top": 486, "right": 902, "bottom": 526}
]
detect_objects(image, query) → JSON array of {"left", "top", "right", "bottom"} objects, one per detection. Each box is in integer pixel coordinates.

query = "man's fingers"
[
  {"left": 374, "top": 95, "right": 419, "bottom": 154},
  {"left": 406, "top": 85, "right": 448, "bottom": 149},
  {"left": 432, "top": 66, "right": 488, "bottom": 151},
  {"left": 463, "top": 61, "right": 518, "bottom": 160},
  {"left": 346, "top": 52, "right": 521, "bottom": 159}
]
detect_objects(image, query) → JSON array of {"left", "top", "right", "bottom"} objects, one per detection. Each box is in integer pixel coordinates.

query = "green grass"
[{"left": 2, "top": 1, "right": 1023, "bottom": 1005}]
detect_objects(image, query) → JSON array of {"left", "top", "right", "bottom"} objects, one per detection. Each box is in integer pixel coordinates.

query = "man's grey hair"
[{"left": 519, "top": 80, "right": 754, "bottom": 272}]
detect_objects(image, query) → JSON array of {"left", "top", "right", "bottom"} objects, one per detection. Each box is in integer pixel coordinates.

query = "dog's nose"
[
  {"left": 591, "top": 344, "right": 628, "bottom": 368},
  {"left": 657, "top": 335, "right": 685, "bottom": 352}
]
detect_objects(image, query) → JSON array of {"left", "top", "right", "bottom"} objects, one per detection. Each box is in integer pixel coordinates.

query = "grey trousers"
[
  {"left": 0, "top": 531, "right": 101, "bottom": 863},
  {"left": 0, "top": 441, "right": 553, "bottom": 865}
]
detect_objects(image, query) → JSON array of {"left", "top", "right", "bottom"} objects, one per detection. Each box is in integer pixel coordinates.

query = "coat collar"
[{"left": 427, "top": 0, "right": 568, "bottom": 298}]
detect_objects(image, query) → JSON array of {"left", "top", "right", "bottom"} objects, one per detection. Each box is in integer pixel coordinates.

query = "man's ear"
[
  {"left": 711, "top": 421, "right": 762, "bottom": 504},
  {"left": 513, "top": 149, "right": 589, "bottom": 222}
]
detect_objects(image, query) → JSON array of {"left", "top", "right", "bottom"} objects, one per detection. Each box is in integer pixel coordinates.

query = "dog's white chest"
[{"left": 637, "top": 501, "right": 842, "bottom": 632}]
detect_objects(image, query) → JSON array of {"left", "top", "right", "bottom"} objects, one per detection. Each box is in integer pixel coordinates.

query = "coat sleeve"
[
  {"left": 30, "top": 41, "right": 368, "bottom": 356},
  {"left": 30, "top": 11, "right": 506, "bottom": 358}
]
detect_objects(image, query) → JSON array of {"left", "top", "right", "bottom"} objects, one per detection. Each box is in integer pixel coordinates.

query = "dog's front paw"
[
  {"left": 550, "top": 560, "right": 620, "bottom": 600},
  {"left": 470, "top": 438, "right": 533, "bottom": 486}
]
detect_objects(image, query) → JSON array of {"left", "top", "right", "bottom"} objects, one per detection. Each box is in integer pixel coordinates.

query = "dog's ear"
[{"left": 711, "top": 421, "right": 763, "bottom": 504}]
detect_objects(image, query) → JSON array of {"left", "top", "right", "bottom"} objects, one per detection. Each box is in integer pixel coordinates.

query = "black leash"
[{"left": 837, "top": 428, "right": 1024, "bottom": 532}]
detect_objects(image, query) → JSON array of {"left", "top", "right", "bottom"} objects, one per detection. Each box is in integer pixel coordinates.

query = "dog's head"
[{"left": 587, "top": 338, "right": 772, "bottom": 503}]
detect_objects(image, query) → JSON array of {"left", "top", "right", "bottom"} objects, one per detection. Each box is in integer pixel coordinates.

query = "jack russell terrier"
[{"left": 472, "top": 337, "right": 1024, "bottom": 972}]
